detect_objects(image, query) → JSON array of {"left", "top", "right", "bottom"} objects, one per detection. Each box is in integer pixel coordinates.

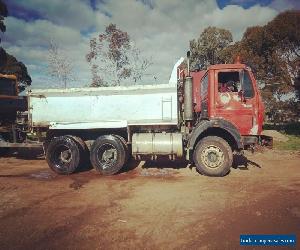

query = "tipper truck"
[{"left": 0, "top": 55, "right": 271, "bottom": 176}]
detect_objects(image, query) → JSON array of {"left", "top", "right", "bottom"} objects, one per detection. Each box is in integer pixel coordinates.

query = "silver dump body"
[{"left": 28, "top": 84, "right": 178, "bottom": 130}]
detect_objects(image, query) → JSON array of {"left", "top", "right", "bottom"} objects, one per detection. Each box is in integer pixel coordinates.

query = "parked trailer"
[{"left": 0, "top": 55, "right": 272, "bottom": 176}]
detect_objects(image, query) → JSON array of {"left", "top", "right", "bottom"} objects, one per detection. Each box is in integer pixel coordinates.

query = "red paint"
[
  {"left": 179, "top": 63, "right": 264, "bottom": 136},
  {"left": 191, "top": 71, "right": 206, "bottom": 113}
]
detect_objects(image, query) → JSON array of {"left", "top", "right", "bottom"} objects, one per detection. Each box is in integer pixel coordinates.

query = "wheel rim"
[
  {"left": 201, "top": 145, "right": 225, "bottom": 169},
  {"left": 53, "top": 145, "right": 73, "bottom": 169},
  {"left": 96, "top": 143, "right": 118, "bottom": 169}
]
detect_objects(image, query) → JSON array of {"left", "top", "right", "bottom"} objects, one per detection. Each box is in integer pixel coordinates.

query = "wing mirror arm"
[
  {"left": 239, "top": 70, "right": 246, "bottom": 103},
  {"left": 238, "top": 90, "right": 246, "bottom": 103}
]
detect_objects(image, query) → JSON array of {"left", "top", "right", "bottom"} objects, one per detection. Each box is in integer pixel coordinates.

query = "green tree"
[
  {"left": 0, "top": 48, "right": 32, "bottom": 92},
  {"left": 47, "top": 40, "right": 74, "bottom": 88},
  {"left": 86, "top": 23, "right": 151, "bottom": 87},
  {"left": 223, "top": 11, "right": 300, "bottom": 122},
  {"left": 0, "top": 0, "right": 31, "bottom": 92},
  {"left": 189, "top": 26, "right": 233, "bottom": 70},
  {"left": 0, "top": 0, "right": 7, "bottom": 42}
]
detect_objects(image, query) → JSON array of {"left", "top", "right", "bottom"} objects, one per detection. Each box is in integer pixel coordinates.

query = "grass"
[
  {"left": 274, "top": 135, "right": 300, "bottom": 151},
  {"left": 264, "top": 122, "right": 300, "bottom": 150}
]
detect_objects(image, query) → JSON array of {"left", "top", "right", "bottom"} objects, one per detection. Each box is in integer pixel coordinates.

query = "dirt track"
[{"left": 0, "top": 149, "right": 299, "bottom": 249}]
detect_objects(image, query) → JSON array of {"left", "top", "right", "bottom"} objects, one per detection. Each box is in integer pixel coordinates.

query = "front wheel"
[
  {"left": 193, "top": 136, "right": 233, "bottom": 177},
  {"left": 90, "top": 135, "right": 126, "bottom": 175}
]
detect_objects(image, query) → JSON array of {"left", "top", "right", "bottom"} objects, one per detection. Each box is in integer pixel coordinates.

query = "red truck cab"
[{"left": 192, "top": 63, "right": 265, "bottom": 136}]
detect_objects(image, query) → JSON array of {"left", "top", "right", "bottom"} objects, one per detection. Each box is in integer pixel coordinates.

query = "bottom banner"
[{"left": 240, "top": 234, "right": 296, "bottom": 246}]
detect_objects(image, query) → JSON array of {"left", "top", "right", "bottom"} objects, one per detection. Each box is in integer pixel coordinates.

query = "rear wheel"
[
  {"left": 66, "top": 135, "right": 90, "bottom": 170},
  {"left": 46, "top": 136, "right": 81, "bottom": 174},
  {"left": 193, "top": 136, "right": 233, "bottom": 177},
  {"left": 90, "top": 135, "right": 126, "bottom": 175},
  {"left": 113, "top": 135, "right": 129, "bottom": 163}
]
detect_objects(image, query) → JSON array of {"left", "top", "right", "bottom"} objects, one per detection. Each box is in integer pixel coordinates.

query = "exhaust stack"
[
  {"left": 184, "top": 51, "right": 193, "bottom": 121},
  {"left": 187, "top": 51, "right": 190, "bottom": 76}
]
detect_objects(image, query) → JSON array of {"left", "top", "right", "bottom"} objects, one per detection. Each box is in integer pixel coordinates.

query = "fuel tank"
[{"left": 132, "top": 132, "right": 183, "bottom": 157}]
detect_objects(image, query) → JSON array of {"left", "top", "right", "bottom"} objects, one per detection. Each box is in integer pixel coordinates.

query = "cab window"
[
  {"left": 242, "top": 71, "right": 254, "bottom": 98},
  {"left": 200, "top": 73, "right": 208, "bottom": 99},
  {"left": 218, "top": 72, "right": 240, "bottom": 93}
]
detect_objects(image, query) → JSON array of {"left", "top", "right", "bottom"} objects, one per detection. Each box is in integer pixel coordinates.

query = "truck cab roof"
[{"left": 207, "top": 63, "right": 247, "bottom": 70}]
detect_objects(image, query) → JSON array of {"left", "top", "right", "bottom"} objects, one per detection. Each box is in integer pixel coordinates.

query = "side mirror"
[
  {"left": 238, "top": 90, "right": 246, "bottom": 103},
  {"left": 187, "top": 51, "right": 191, "bottom": 58}
]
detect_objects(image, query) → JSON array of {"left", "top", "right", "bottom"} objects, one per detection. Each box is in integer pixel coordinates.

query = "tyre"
[
  {"left": 90, "top": 135, "right": 126, "bottom": 175},
  {"left": 193, "top": 136, "right": 233, "bottom": 177},
  {"left": 66, "top": 135, "right": 90, "bottom": 170},
  {"left": 113, "top": 134, "right": 129, "bottom": 163},
  {"left": 46, "top": 136, "right": 81, "bottom": 175}
]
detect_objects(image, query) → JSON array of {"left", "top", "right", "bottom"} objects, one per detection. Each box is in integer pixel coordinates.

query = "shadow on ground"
[
  {"left": 1, "top": 147, "right": 45, "bottom": 160},
  {"left": 232, "top": 153, "right": 261, "bottom": 170},
  {"left": 1, "top": 148, "right": 262, "bottom": 175}
]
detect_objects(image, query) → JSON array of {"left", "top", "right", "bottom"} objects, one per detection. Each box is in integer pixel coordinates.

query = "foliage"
[
  {"left": 86, "top": 24, "right": 151, "bottom": 87},
  {"left": 0, "top": 47, "right": 32, "bottom": 92},
  {"left": 233, "top": 11, "right": 300, "bottom": 123},
  {"left": 264, "top": 122, "right": 300, "bottom": 136},
  {"left": 190, "top": 12, "right": 300, "bottom": 124},
  {"left": 47, "top": 41, "right": 74, "bottom": 88},
  {"left": 0, "top": 0, "right": 7, "bottom": 42},
  {"left": 189, "top": 26, "right": 233, "bottom": 70},
  {"left": 0, "top": 0, "right": 31, "bottom": 92}
]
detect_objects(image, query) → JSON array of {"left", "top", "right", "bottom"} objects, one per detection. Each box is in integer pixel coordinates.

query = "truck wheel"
[
  {"left": 46, "top": 136, "right": 81, "bottom": 175},
  {"left": 66, "top": 135, "right": 90, "bottom": 170},
  {"left": 90, "top": 135, "right": 126, "bottom": 175},
  {"left": 193, "top": 136, "right": 233, "bottom": 177},
  {"left": 113, "top": 135, "right": 129, "bottom": 163}
]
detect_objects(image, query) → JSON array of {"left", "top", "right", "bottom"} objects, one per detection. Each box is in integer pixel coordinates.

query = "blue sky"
[
  {"left": 1, "top": 0, "right": 299, "bottom": 88},
  {"left": 217, "top": 0, "right": 272, "bottom": 9}
]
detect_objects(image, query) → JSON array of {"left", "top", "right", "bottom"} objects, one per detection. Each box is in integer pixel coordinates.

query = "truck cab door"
[{"left": 214, "top": 69, "right": 258, "bottom": 135}]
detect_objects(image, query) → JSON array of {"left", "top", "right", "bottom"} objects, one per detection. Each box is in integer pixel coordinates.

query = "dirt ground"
[{"left": 0, "top": 148, "right": 299, "bottom": 250}]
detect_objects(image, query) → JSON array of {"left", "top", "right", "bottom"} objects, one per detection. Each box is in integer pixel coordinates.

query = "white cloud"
[
  {"left": 201, "top": 5, "right": 278, "bottom": 40},
  {"left": 2, "top": 0, "right": 280, "bottom": 88},
  {"left": 8, "top": 0, "right": 110, "bottom": 31}
]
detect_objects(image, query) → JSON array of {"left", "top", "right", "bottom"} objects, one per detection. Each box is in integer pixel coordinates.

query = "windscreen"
[{"left": 0, "top": 78, "right": 16, "bottom": 96}]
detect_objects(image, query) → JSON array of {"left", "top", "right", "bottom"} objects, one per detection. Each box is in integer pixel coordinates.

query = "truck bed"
[{"left": 28, "top": 84, "right": 178, "bottom": 129}]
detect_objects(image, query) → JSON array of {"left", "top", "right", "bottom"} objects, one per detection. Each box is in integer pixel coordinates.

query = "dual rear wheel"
[
  {"left": 46, "top": 135, "right": 128, "bottom": 175},
  {"left": 90, "top": 135, "right": 128, "bottom": 175},
  {"left": 46, "top": 136, "right": 84, "bottom": 174}
]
